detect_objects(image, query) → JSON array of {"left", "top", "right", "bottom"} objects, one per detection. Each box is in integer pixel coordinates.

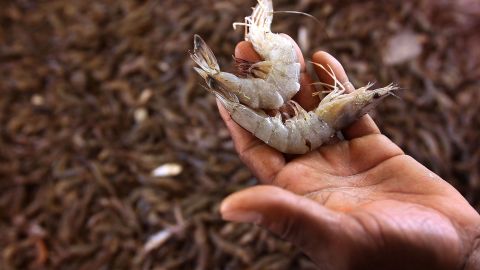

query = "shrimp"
[
  {"left": 191, "top": 0, "right": 300, "bottom": 110},
  {"left": 190, "top": 1, "right": 397, "bottom": 154}
]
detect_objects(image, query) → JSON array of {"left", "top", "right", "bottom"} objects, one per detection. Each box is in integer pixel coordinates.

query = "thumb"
[{"left": 220, "top": 186, "right": 345, "bottom": 250}]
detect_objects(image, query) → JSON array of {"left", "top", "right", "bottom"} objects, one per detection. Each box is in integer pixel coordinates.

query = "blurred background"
[{"left": 0, "top": 0, "right": 479, "bottom": 269}]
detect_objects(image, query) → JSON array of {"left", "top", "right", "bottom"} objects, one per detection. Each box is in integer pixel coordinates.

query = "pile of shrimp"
[{"left": 191, "top": 0, "right": 396, "bottom": 154}]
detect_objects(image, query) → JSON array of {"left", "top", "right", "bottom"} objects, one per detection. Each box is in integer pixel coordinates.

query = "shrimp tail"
[
  {"left": 190, "top": 35, "right": 239, "bottom": 103},
  {"left": 190, "top": 35, "right": 220, "bottom": 75}
]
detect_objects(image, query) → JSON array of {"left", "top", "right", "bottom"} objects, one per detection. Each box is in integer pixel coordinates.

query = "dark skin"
[{"left": 217, "top": 37, "right": 480, "bottom": 269}]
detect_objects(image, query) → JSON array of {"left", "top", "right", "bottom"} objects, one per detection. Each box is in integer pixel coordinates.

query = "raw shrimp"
[
  {"left": 191, "top": 0, "right": 300, "bottom": 110},
  {"left": 190, "top": 0, "right": 397, "bottom": 154}
]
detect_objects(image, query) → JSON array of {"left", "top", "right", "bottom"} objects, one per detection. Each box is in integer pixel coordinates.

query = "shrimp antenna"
[
  {"left": 309, "top": 81, "right": 336, "bottom": 89},
  {"left": 308, "top": 61, "right": 346, "bottom": 92},
  {"left": 270, "top": 11, "right": 322, "bottom": 25},
  {"left": 270, "top": 11, "right": 329, "bottom": 38},
  {"left": 328, "top": 64, "right": 344, "bottom": 91},
  {"left": 389, "top": 91, "right": 402, "bottom": 100}
]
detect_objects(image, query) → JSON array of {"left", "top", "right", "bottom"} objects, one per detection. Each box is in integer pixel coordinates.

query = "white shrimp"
[
  {"left": 216, "top": 73, "right": 395, "bottom": 154},
  {"left": 191, "top": 0, "right": 300, "bottom": 110},
  {"left": 190, "top": 1, "right": 397, "bottom": 154}
]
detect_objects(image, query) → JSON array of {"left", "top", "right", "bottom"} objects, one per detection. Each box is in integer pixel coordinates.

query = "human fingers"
[
  {"left": 220, "top": 185, "right": 347, "bottom": 253},
  {"left": 219, "top": 185, "right": 375, "bottom": 269},
  {"left": 235, "top": 41, "right": 262, "bottom": 62},
  {"left": 312, "top": 51, "right": 381, "bottom": 139}
]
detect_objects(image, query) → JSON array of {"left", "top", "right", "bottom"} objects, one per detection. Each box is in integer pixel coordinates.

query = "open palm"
[{"left": 217, "top": 39, "right": 480, "bottom": 269}]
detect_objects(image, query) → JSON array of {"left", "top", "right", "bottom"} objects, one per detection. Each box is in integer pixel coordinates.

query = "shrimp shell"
[
  {"left": 190, "top": 0, "right": 397, "bottom": 154},
  {"left": 191, "top": 0, "right": 301, "bottom": 110}
]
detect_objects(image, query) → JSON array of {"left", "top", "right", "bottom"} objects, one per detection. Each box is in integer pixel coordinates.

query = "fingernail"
[
  {"left": 221, "top": 210, "right": 262, "bottom": 225},
  {"left": 220, "top": 198, "right": 262, "bottom": 224}
]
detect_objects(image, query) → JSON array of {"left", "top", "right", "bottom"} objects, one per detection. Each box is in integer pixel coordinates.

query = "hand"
[{"left": 217, "top": 37, "right": 480, "bottom": 270}]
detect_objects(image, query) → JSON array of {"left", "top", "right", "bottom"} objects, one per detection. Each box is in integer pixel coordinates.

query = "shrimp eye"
[{"left": 373, "top": 93, "right": 380, "bottom": 99}]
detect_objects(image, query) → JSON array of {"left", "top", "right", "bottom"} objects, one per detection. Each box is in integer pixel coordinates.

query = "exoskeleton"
[{"left": 191, "top": 0, "right": 396, "bottom": 154}]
